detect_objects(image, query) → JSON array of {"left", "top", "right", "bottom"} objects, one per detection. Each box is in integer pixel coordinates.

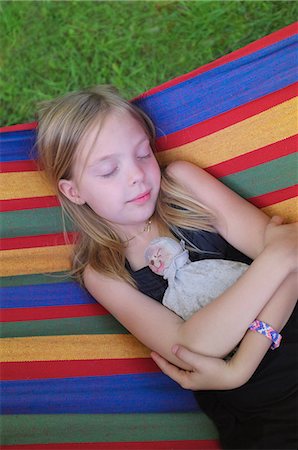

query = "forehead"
[
  {"left": 71, "top": 109, "right": 149, "bottom": 180},
  {"left": 77, "top": 108, "right": 147, "bottom": 161}
]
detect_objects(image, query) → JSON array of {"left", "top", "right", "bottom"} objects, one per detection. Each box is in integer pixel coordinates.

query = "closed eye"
[
  {"left": 100, "top": 167, "right": 119, "bottom": 178},
  {"left": 137, "top": 153, "right": 151, "bottom": 160}
]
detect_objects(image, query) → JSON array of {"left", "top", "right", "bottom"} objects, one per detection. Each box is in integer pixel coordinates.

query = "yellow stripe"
[
  {"left": 2, "top": 100, "right": 296, "bottom": 201},
  {"left": 261, "top": 197, "right": 298, "bottom": 223},
  {"left": 157, "top": 98, "right": 298, "bottom": 168},
  {"left": 0, "top": 245, "right": 72, "bottom": 277},
  {"left": 0, "top": 335, "right": 151, "bottom": 362},
  {"left": 0, "top": 171, "right": 55, "bottom": 200}
]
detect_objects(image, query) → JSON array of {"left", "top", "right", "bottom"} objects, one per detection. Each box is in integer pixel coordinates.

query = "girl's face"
[{"left": 59, "top": 109, "right": 161, "bottom": 237}]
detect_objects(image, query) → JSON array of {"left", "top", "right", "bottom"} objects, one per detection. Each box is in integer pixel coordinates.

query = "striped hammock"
[{"left": 0, "top": 22, "right": 297, "bottom": 450}]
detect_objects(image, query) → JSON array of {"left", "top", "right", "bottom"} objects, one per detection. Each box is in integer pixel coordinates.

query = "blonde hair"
[{"left": 37, "top": 85, "right": 214, "bottom": 286}]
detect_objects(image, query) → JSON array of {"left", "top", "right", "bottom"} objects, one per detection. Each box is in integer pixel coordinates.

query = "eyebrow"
[
  {"left": 87, "top": 137, "right": 150, "bottom": 168},
  {"left": 88, "top": 156, "right": 115, "bottom": 168}
]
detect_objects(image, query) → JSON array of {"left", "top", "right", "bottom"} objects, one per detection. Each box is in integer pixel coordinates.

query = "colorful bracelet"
[{"left": 248, "top": 320, "right": 282, "bottom": 350}]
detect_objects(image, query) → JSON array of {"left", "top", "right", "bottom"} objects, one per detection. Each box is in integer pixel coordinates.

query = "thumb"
[{"left": 172, "top": 344, "right": 203, "bottom": 369}]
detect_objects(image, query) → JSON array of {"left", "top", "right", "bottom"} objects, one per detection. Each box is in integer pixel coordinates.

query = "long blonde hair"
[{"left": 37, "top": 85, "right": 214, "bottom": 286}]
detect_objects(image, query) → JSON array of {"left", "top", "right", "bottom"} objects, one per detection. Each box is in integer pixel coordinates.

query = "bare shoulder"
[
  {"left": 166, "top": 160, "right": 204, "bottom": 182},
  {"left": 165, "top": 160, "right": 269, "bottom": 257},
  {"left": 83, "top": 264, "right": 149, "bottom": 324},
  {"left": 83, "top": 264, "right": 134, "bottom": 301},
  {"left": 165, "top": 160, "right": 227, "bottom": 205},
  {"left": 165, "top": 160, "right": 216, "bottom": 195}
]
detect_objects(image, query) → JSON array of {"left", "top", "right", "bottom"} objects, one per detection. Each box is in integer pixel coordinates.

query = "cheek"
[{"left": 150, "top": 160, "right": 161, "bottom": 186}]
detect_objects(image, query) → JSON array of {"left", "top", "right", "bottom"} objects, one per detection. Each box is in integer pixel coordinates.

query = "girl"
[{"left": 37, "top": 85, "right": 297, "bottom": 449}]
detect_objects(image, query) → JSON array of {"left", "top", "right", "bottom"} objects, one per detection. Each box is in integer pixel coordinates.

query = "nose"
[{"left": 128, "top": 161, "right": 145, "bottom": 185}]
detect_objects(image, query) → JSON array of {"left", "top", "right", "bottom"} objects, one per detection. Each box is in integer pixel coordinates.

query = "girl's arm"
[
  {"left": 152, "top": 271, "right": 297, "bottom": 389},
  {"left": 84, "top": 235, "right": 296, "bottom": 371},
  {"left": 166, "top": 160, "right": 271, "bottom": 259},
  {"left": 164, "top": 161, "right": 298, "bottom": 355},
  {"left": 177, "top": 240, "right": 296, "bottom": 357},
  {"left": 84, "top": 162, "right": 297, "bottom": 368}
]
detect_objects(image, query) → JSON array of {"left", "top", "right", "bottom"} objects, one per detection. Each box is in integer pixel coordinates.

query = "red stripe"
[
  {"left": 0, "top": 232, "right": 77, "bottom": 251},
  {"left": 0, "top": 195, "right": 60, "bottom": 212},
  {"left": 206, "top": 135, "right": 297, "bottom": 178},
  {"left": 0, "top": 160, "right": 38, "bottom": 173},
  {"left": 137, "top": 23, "right": 297, "bottom": 99},
  {"left": 1, "top": 358, "right": 160, "bottom": 380},
  {"left": 0, "top": 121, "right": 37, "bottom": 133},
  {"left": 248, "top": 185, "right": 298, "bottom": 208},
  {"left": 1, "top": 134, "right": 294, "bottom": 218},
  {"left": 1, "top": 303, "right": 108, "bottom": 322},
  {"left": 1, "top": 24, "right": 295, "bottom": 136},
  {"left": 155, "top": 84, "right": 297, "bottom": 151},
  {"left": 0, "top": 440, "right": 221, "bottom": 450}
]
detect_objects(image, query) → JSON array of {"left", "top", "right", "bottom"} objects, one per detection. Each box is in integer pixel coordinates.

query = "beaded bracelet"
[{"left": 248, "top": 319, "right": 282, "bottom": 350}]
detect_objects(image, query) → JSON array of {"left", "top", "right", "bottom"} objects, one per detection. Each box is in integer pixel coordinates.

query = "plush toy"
[{"left": 144, "top": 236, "right": 249, "bottom": 320}]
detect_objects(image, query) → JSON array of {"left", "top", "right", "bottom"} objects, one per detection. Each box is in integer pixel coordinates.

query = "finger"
[
  {"left": 269, "top": 215, "right": 284, "bottom": 225},
  {"left": 172, "top": 344, "right": 205, "bottom": 369},
  {"left": 151, "top": 352, "right": 192, "bottom": 388}
]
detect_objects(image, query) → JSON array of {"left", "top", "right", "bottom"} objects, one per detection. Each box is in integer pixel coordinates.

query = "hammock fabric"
[{"left": 0, "top": 23, "right": 297, "bottom": 449}]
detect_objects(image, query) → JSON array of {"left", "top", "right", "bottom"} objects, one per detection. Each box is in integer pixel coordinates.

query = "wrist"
[
  {"left": 248, "top": 320, "right": 282, "bottom": 350},
  {"left": 224, "top": 357, "right": 250, "bottom": 389}
]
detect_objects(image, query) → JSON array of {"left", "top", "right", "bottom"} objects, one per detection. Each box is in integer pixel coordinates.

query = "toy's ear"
[{"left": 58, "top": 179, "right": 86, "bottom": 205}]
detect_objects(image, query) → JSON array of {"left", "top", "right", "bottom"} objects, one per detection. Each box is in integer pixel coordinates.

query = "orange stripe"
[
  {"left": 0, "top": 335, "right": 151, "bottom": 362},
  {"left": 261, "top": 197, "right": 297, "bottom": 223},
  {"left": 0, "top": 171, "right": 54, "bottom": 200},
  {"left": 157, "top": 98, "right": 298, "bottom": 169},
  {"left": 207, "top": 135, "right": 297, "bottom": 178},
  {"left": 0, "top": 245, "right": 72, "bottom": 276}
]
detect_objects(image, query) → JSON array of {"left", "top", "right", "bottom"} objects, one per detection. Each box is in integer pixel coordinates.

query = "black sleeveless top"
[
  {"left": 126, "top": 227, "right": 251, "bottom": 302},
  {"left": 125, "top": 227, "right": 298, "bottom": 449}
]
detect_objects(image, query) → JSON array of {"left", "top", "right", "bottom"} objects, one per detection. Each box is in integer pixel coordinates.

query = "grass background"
[{"left": 1, "top": 0, "right": 297, "bottom": 127}]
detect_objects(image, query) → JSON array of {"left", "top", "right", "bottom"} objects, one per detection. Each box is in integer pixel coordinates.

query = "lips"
[{"left": 128, "top": 190, "right": 151, "bottom": 203}]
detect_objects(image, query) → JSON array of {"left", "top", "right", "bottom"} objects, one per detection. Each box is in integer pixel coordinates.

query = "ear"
[{"left": 58, "top": 179, "right": 85, "bottom": 205}]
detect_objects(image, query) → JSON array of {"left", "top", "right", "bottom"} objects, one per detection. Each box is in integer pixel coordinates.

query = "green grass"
[{"left": 0, "top": 0, "right": 297, "bottom": 127}]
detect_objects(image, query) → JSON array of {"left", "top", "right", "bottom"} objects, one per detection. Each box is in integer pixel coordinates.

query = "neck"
[{"left": 122, "top": 218, "right": 152, "bottom": 244}]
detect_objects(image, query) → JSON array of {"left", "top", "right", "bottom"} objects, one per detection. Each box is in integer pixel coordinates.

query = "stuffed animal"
[{"left": 144, "top": 236, "right": 248, "bottom": 320}]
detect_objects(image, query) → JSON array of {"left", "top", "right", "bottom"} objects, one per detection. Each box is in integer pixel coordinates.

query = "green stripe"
[
  {"left": 0, "top": 272, "right": 71, "bottom": 287},
  {"left": 220, "top": 153, "right": 297, "bottom": 198},
  {"left": 2, "top": 154, "right": 296, "bottom": 240},
  {"left": 1, "top": 315, "right": 127, "bottom": 338},
  {"left": 1, "top": 207, "right": 74, "bottom": 238},
  {"left": 1, "top": 413, "right": 218, "bottom": 445}
]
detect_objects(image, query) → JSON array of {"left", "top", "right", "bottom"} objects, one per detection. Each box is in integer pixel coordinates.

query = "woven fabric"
[{"left": 0, "top": 23, "right": 297, "bottom": 449}]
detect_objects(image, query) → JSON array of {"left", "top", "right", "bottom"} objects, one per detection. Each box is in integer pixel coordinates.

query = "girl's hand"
[{"left": 151, "top": 345, "right": 245, "bottom": 391}]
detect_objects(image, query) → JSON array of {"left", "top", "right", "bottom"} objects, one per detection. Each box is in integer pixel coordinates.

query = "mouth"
[
  {"left": 128, "top": 190, "right": 151, "bottom": 204},
  {"left": 156, "top": 261, "right": 164, "bottom": 273}
]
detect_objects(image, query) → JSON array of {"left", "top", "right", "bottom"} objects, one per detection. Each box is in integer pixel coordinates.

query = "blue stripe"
[
  {"left": 0, "top": 282, "right": 97, "bottom": 308},
  {"left": 1, "top": 373, "right": 199, "bottom": 414},
  {"left": 134, "top": 35, "right": 298, "bottom": 137},
  {"left": 1, "top": 37, "right": 296, "bottom": 163},
  {"left": 0, "top": 130, "right": 37, "bottom": 162}
]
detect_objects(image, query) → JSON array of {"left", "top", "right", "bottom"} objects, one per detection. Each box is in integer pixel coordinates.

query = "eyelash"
[
  {"left": 101, "top": 168, "right": 118, "bottom": 178},
  {"left": 137, "top": 153, "right": 151, "bottom": 160},
  {"left": 101, "top": 153, "right": 151, "bottom": 178}
]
